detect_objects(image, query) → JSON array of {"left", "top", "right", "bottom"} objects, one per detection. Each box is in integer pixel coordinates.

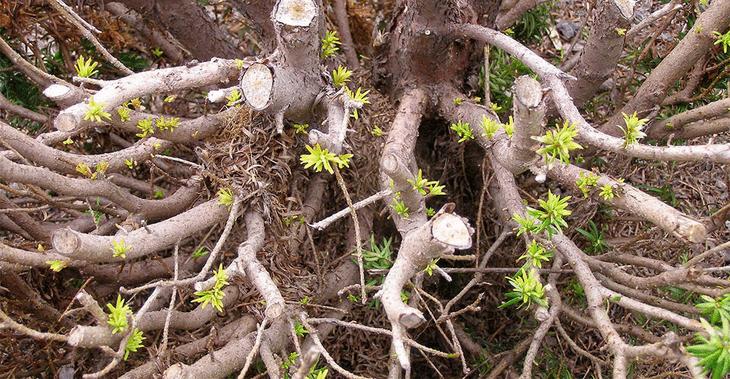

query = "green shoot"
[
  {"left": 124, "top": 158, "right": 136, "bottom": 169},
  {"left": 46, "top": 260, "right": 68, "bottom": 272},
  {"left": 135, "top": 118, "right": 154, "bottom": 138},
  {"left": 512, "top": 212, "right": 540, "bottom": 237},
  {"left": 151, "top": 47, "right": 164, "bottom": 57},
  {"left": 74, "top": 55, "right": 99, "bottom": 78},
  {"left": 371, "top": 125, "right": 384, "bottom": 137},
  {"left": 535, "top": 120, "right": 583, "bottom": 164},
  {"left": 75, "top": 162, "right": 93, "bottom": 178},
  {"left": 331, "top": 65, "right": 352, "bottom": 88},
  {"left": 390, "top": 192, "right": 410, "bottom": 219},
  {"left": 362, "top": 235, "right": 393, "bottom": 270},
  {"left": 450, "top": 120, "right": 474, "bottom": 143},
  {"left": 294, "top": 321, "right": 309, "bottom": 337},
  {"left": 155, "top": 116, "right": 180, "bottom": 131},
  {"left": 300, "top": 144, "right": 352, "bottom": 174},
  {"left": 163, "top": 95, "right": 176, "bottom": 103},
  {"left": 619, "top": 112, "right": 648, "bottom": 147},
  {"left": 83, "top": 97, "right": 111, "bottom": 123},
  {"left": 344, "top": 87, "right": 370, "bottom": 119},
  {"left": 575, "top": 171, "right": 599, "bottom": 198},
  {"left": 321, "top": 30, "right": 341, "bottom": 58},
  {"left": 217, "top": 188, "right": 235, "bottom": 208},
  {"left": 226, "top": 88, "right": 242, "bottom": 107},
  {"left": 292, "top": 123, "right": 309, "bottom": 135},
  {"left": 424, "top": 258, "right": 440, "bottom": 276},
  {"left": 407, "top": 169, "right": 446, "bottom": 196},
  {"left": 192, "top": 264, "right": 229, "bottom": 312},
  {"left": 518, "top": 240, "right": 553, "bottom": 269},
  {"left": 106, "top": 294, "right": 131, "bottom": 334},
  {"left": 480, "top": 115, "right": 501, "bottom": 139},
  {"left": 62, "top": 137, "right": 73, "bottom": 145},
  {"left": 713, "top": 30, "right": 730, "bottom": 54},
  {"left": 153, "top": 189, "right": 165, "bottom": 199},
  {"left": 426, "top": 207, "right": 436, "bottom": 218},
  {"left": 191, "top": 247, "right": 209, "bottom": 258},
  {"left": 575, "top": 221, "right": 607, "bottom": 254},
  {"left": 123, "top": 329, "right": 145, "bottom": 360},
  {"left": 696, "top": 294, "right": 730, "bottom": 325},
  {"left": 503, "top": 116, "right": 514, "bottom": 138},
  {"left": 500, "top": 268, "right": 547, "bottom": 309},
  {"left": 599, "top": 184, "right": 615, "bottom": 201},
  {"left": 526, "top": 191, "right": 572, "bottom": 238},
  {"left": 111, "top": 239, "right": 129, "bottom": 259},
  {"left": 489, "top": 103, "right": 503, "bottom": 112},
  {"left": 234, "top": 59, "right": 246, "bottom": 70},
  {"left": 453, "top": 97, "right": 463, "bottom": 106},
  {"left": 116, "top": 106, "right": 131, "bottom": 122},
  {"left": 687, "top": 318, "right": 730, "bottom": 379}
]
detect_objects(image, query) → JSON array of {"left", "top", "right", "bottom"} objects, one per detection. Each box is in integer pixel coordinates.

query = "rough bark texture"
[{"left": 116, "top": 0, "right": 241, "bottom": 60}]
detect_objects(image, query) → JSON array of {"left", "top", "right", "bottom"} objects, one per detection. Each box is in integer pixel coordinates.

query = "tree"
[{"left": 0, "top": 0, "right": 729, "bottom": 378}]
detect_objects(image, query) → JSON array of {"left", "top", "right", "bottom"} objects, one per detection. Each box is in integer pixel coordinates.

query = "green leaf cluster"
[
  {"left": 106, "top": 294, "right": 131, "bottom": 334},
  {"left": 124, "top": 329, "right": 145, "bottom": 360},
  {"left": 575, "top": 221, "right": 607, "bottom": 254},
  {"left": 619, "top": 112, "right": 648, "bottom": 147},
  {"left": 226, "top": 88, "right": 242, "bottom": 107},
  {"left": 192, "top": 264, "right": 229, "bottom": 312},
  {"left": 390, "top": 192, "right": 409, "bottom": 219},
  {"left": 300, "top": 144, "right": 352, "bottom": 174},
  {"left": 500, "top": 268, "right": 547, "bottom": 309},
  {"left": 321, "top": 31, "right": 341, "bottom": 59},
  {"left": 217, "top": 188, "right": 234, "bottom": 207},
  {"left": 74, "top": 55, "right": 99, "bottom": 78},
  {"left": 450, "top": 120, "right": 474, "bottom": 143},
  {"left": 83, "top": 97, "right": 111, "bottom": 123},
  {"left": 331, "top": 65, "right": 352, "bottom": 88},
  {"left": 111, "top": 238, "right": 129, "bottom": 259},
  {"left": 535, "top": 120, "right": 582, "bottom": 164},
  {"left": 688, "top": 318, "right": 730, "bottom": 379},
  {"left": 523, "top": 191, "right": 572, "bottom": 238},
  {"left": 575, "top": 171, "right": 599, "bottom": 198},
  {"left": 518, "top": 240, "right": 553, "bottom": 269},
  {"left": 407, "top": 169, "right": 446, "bottom": 196},
  {"left": 362, "top": 236, "right": 393, "bottom": 271},
  {"left": 713, "top": 30, "right": 730, "bottom": 54}
]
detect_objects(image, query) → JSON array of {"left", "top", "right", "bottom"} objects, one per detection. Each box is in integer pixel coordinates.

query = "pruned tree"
[{"left": 1, "top": 0, "right": 729, "bottom": 378}]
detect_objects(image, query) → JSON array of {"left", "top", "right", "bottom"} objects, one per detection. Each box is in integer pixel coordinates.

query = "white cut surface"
[
  {"left": 432, "top": 213, "right": 471, "bottom": 249},
  {"left": 207, "top": 89, "right": 226, "bottom": 103},
  {"left": 275, "top": 0, "right": 316, "bottom": 27},
  {"left": 43, "top": 84, "right": 71, "bottom": 99},
  {"left": 241, "top": 64, "right": 273, "bottom": 110}
]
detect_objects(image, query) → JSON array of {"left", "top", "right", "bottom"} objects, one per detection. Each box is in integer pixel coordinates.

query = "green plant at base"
[
  {"left": 518, "top": 240, "right": 553, "bottom": 269},
  {"left": 321, "top": 31, "right": 341, "bottom": 58},
  {"left": 424, "top": 258, "right": 440, "bottom": 276},
  {"left": 575, "top": 221, "right": 607, "bottom": 254},
  {"left": 46, "top": 260, "right": 68, "bottom": 272},
  {"left": 480, "top": 115, "right": 501, "bottom": 139},
  {"left": 696, "top": 294, "right": 730, "bottom": 325},
  {"left": 192, "top": 264, "right": 229, "bottom": 312},
  {"left": 106, "top": 294, "right": 131, "bottom": 334},
  {"left": 619, "top": 112, "right": 648, "bottom": 147},
  {"left": 500, "top": 268, "right": 547, "bottom": 309},
  {"left": 292, "top": 123, "right": 309, "bottom": 134},
  {"left": 151, "top": 47, "right": 164, "bottom": 58},
  {"left": 74, "top": 55, "right": 99, "bottom": 78},
  {"left": 535, "top": 121, "right": 583, "bottom": 164},
  {"left": 451, "top": 120, "right": 474, "bottom": 143},
  {"left": 163, "top": 95, "right": 176, "bottom": 103},
  {"left": 111, "top": 239, "right": 129, "bottom": 259},
  {"left": 371, "top": 125, "right": 383, "bottom": 137},
  {"left": 331, "top": 65, "right": 352, "bottom": 88},
  {"left": 124, "top": 329, "right": 145, "bottom": 360},
  {"left": 125, "top": 158, "right": 136, "bottom": 169},
  {"left": 217, "top": 188, "right": 234, "bottom": 207},
  {"left": 575, "top": 171, "right": 599, "bottom": 198},
  {"left": 226, "top": 88, "right": 241, "bottom": 107},
  {"left": 687, "top": 318, "right": 730, "bottom": 379},
  {"left": 83, "top": 97, "right": 111, "bottom": 123},
  {"left": 362, "top": 235, "right": 393, "bottom": 270},
  {"left": 426, "top": 207, "right": 436, "bottom": 217},
  {"left": 513, "top": 212, "right": 540, "bottom": 237},
  {"left": 300, "top": 144, "right": 352, "bottom": 174},
  {"left": 407, "top": 169, "right": 446, "bottom": 196}
]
